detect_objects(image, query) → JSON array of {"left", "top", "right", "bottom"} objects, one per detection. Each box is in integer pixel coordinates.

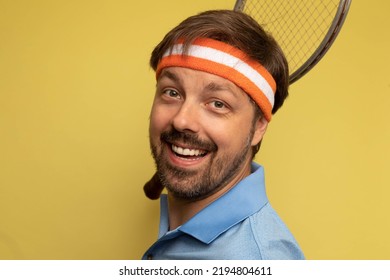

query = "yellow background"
[{"left": 1, "top": 0, "right": 389, "bottom": 259}]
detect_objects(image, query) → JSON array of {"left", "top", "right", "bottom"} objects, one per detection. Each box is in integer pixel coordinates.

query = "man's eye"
[
  {"left": 211, "top": 100, "right": 225, "bottom": 109},
  {"left": 163, "top": 89, "right": 180, "bottom": 98}
]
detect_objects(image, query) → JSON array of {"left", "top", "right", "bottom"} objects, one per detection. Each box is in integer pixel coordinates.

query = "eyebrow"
[
  {"left": 158, "top": 69, "right": 243, "bottom": 100},
  {"left": 158, "top": 69, "right": 181, "bottom": 83},
  {"left": 204, "top": 81, "right": 241, "bottom": 99}
]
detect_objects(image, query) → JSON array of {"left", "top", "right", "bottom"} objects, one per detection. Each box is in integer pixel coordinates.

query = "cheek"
[
  {"left": 206, "top": 119, "right": 252, "bottom": 152},
  {"left": 208, "top": 122, "right": 247, "bottom": 152},
  {"left": 149, "top": 104, "right": 172, "bottom": 139},
  {"left": 149, "top": 113, "right": 161, "bottom": 142}
]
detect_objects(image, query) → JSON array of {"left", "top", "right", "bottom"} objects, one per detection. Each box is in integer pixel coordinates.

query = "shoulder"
[{"left": 248, "top": 203, "right": 305, "bottom": 260}]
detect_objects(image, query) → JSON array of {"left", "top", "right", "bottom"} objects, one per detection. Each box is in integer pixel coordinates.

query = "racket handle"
[{"left": 143, "top": 172, "right": 164, "bottom": 200}]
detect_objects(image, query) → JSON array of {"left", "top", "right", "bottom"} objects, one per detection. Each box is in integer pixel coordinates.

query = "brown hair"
[{"left": 150, "top": 9, "right": 289, "bottom": 115}]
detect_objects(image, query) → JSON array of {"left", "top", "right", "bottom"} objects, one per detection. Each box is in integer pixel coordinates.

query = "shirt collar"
[{"left": 159, "top": 162, "right": 269, "bottom": 244}]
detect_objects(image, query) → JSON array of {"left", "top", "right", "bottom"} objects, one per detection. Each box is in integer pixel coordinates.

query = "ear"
[{"left": 251, "top": 116, "right": 268, "bottom": 146}]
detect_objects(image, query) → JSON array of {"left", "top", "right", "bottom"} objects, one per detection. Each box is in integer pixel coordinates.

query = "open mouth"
[{"left": 171, "top": 144, "right": 208, "bottom": 159}]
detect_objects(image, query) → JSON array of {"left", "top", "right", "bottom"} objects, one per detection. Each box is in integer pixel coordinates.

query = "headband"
[{"left": 155, "top": 38, "right": 276, "bottom": 121}]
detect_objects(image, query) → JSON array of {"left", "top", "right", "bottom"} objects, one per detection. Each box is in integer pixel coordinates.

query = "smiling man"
[{"left": 142, "top": 10, "right": 304, "bottom": 260}]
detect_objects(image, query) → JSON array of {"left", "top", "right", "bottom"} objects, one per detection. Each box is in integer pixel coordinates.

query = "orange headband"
[{"left": 155, "top": 38, "right": 276, "bottom": 121}]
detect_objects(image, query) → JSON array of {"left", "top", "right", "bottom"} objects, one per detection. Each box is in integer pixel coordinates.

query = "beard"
[{"left": 150, "top": 128, "right": 254, "bottom": 201}]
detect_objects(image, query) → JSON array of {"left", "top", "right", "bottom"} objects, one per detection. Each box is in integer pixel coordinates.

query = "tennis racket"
[{"left": 234, "top": 0, "right": 352, "bottom": 84}]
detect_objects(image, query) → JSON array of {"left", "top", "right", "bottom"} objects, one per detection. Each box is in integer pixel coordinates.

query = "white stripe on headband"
[{"left": 164, "top": 43, "right": 275, "bottom": 108}]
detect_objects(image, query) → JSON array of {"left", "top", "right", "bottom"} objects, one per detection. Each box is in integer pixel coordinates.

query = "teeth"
[{"left": 172, "top": 144, "right": 205, "bottom": 156}]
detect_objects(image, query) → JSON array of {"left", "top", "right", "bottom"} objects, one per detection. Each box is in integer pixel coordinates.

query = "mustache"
[{"left": 160, "top": 129, "right": 217, "bottom": 152}]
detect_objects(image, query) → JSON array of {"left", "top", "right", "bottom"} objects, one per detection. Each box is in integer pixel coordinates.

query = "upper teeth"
[{"left": 172, "top": 144, "right": 205, "bottom": 156}]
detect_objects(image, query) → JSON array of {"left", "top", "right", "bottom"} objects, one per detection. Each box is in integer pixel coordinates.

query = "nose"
[{"left": 171, "top": 100, "right": 200, "bottom": 134}]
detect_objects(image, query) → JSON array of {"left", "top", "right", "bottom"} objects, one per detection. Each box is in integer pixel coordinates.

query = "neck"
[{"left": 167, "top": 159, "right": 252, "bottom": 230}]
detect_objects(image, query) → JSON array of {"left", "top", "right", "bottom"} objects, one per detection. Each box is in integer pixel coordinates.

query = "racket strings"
[{"left": 241, "top": 0, "right": 339, "bottom": 75}]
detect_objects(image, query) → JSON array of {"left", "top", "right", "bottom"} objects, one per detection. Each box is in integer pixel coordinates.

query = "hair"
[{"left": 150, "top": 10, "right": 289, "bottom": 157}]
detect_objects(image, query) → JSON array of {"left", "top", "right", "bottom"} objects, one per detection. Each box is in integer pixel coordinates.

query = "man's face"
[{"left": 149, "top": 67, "right": 267, "bottom": 200}]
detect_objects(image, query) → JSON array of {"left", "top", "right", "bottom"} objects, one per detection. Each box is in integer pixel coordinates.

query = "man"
[{"left": 142, "top": 10, "right": 304, "bottom": 260}]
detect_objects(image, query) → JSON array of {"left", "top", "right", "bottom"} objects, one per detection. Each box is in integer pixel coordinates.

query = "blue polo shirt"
[{"left": 142, "top": 162, "right": 304, "bottom": 260}]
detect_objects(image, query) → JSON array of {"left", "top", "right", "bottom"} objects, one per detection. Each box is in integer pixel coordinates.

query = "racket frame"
[{"left": 234, "top": 0, "right": 352, "bottom": 84}]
